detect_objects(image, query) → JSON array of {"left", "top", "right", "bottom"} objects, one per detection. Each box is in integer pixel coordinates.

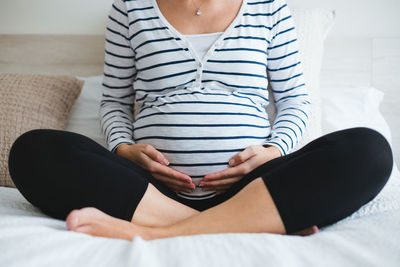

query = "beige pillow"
[
  {"left": 0, "top": 73, "right": 83, "bottom": 187},
  {"left": 266, "top": 8, "right": 336, "bottom": 153}
]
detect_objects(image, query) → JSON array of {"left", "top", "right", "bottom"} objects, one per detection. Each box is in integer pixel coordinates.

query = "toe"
[
  {"left": 302, "top": 225, "right": 319, "bottom": 236},
  {"left": 291, "top": 225, "right": 319, "bottom": 236},
  {"left": 66, "top": 209, "right": 80, "bottom": 230},
  {"left": 311, "top": 225, "right": 319, "bottom": 234},
  {"left": 66, "top": 207, "right": 103, "bottom": 231}
]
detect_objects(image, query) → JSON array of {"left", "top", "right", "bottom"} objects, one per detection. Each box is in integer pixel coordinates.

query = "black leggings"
[{"left": 8, "top": 127, "right": 393, "bottom": 234}]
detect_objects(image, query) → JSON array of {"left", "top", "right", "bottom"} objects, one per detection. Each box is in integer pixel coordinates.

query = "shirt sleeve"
[
  {"left": 263, "top": 0, "right": 312, "bottom": 156},
  {"left": 99, "top": 0, "right": 137, "bottom": 153}
]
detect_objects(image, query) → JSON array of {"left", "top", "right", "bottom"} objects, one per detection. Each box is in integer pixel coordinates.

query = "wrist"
[
  {"left": 115, "top": 143, "right": 132, "bottom": 156},
  {"left": 263, "top": 144, "right": 282, "bottom": 158}
]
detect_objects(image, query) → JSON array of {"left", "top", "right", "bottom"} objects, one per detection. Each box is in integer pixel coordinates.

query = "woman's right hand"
[{"left": 115, "top": 143, "right": 195, "bottom": 193}]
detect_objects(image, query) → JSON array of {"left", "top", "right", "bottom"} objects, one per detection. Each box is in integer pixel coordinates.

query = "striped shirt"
[{"left": 99, "top": 0, "right": 312, "bottom": 200}]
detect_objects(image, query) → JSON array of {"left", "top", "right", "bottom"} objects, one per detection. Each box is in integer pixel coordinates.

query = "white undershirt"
[{"left": 183, "top": 32, "right": 223, "bottom": 59}]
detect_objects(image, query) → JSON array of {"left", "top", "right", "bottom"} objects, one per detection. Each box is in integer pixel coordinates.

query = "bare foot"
[
  {"left": 66, "top": 207, "right": 156, "bottom": 241},
  {"left": 65, "top": 207, "right": 319, "bottom": 240},
  {"left": 291, "top": 225, "right": 319, "bottom": 236}
]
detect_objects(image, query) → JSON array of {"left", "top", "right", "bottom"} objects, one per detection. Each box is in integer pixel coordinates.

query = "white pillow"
[
  {"left": 266, "top": 8, "right": 336, "bottom": 153},
  {"left": 320, "top": 86, "right": 392, "bottom": 145}
]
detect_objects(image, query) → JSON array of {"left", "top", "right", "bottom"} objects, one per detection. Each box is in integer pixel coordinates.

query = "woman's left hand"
[{"left": 199, "top": 145, "right": 282, "bottom": 195}]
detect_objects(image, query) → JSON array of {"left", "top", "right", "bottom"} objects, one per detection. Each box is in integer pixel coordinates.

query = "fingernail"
[
  {"left": 163, "top": 159, "right": 169, "bottom": 165},
  {"left": 229, "top": 159, "right": 235, "bottom": 166}
]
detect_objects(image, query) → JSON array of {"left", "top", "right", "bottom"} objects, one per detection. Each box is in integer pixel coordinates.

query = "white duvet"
[{"left": 1, "top": 80, "right": 399, "bottom": 267}]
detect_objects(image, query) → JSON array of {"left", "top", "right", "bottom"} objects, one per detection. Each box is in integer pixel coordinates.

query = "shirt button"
[
  {"left": 196, "top": 74, "right": 201, "bottom": 79},
  {"left": 206, "top": 51, "right": 212, "bottom": 56},
  {"left": 198, "top": 62, "right": 202, "bottom": 68}
]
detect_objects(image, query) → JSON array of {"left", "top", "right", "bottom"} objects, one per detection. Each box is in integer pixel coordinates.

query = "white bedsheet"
[{"left": 1, "top": 84, "right": 399, "bottom": 267}]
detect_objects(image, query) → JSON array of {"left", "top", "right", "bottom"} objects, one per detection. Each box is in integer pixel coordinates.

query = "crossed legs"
[
  {"left": 9, "top": 127, "right": 392, "bottom": 241},
  {"left": 65, "top": 177, "right": 318, "bottom": 241},
  {"left": 61, "top": 126, "right": 396, "bottom": 240}
]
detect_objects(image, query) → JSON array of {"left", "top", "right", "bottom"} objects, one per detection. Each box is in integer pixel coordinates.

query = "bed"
[{"left": 1, "top": 7, "right": 400, "bottom": 267}]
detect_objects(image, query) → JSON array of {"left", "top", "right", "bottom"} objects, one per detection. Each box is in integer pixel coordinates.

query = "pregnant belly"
[{"left": 133, "top": 92, "right": 270, "bottom": 198}]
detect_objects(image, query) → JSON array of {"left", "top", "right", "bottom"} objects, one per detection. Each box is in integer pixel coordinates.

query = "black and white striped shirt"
[{"left": 99, "top": 0, "right": 311, "bottom": 199}]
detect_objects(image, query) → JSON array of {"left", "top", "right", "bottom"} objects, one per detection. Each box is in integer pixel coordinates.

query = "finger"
[
  {"left": 199, "top": 177, "right": 241, "bottom": 187},
  {"left": 143, "top": 154, "right": 192, "bottom": 183},
  {"left": 152, "top": 173, "right": 195, "bottom": 189},
  {"left": 205, "top": 153, "right": 268, "bottom": 181},
  {"left": 169, "top": 183, "right": 196, "bottom": 193},
  {"left": 153, "top": 164, "right": 193, "bottom": 184},
  {"left": 166, "top": 184, "right": 193, "bottom": 194},
  {"left": 161, "top": 181, "right": 192, "bottom": 192},
  {"left": 164, "top": 184, "right": 181, "bottom": 193},
  {"left": 157, "top": 173, "right": 195, "bottom": 190},
  {"left": 141, "top": 144, "right": 170, "bottom": 166},
  {"left": 203, "top": 164, "right": 249, "bottom": 181},
  {"left": 228, "top": 146, "right": 258, "bottom": 167}
]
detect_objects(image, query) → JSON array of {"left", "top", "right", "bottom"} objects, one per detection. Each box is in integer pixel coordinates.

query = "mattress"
[{"left": 0, "top": 79, "right": 399, "bottom": 267}]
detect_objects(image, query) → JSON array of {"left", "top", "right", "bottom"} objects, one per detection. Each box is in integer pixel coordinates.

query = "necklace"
[{"left": 191, "top": 0, "right": 204, "bottom": 16}]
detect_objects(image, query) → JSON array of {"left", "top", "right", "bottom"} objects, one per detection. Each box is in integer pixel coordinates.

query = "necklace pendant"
[{"left": 196, "top": 9, "right": 201, "bottom": 16}]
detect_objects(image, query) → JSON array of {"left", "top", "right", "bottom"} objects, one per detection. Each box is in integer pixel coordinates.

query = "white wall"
[
  {"left": 287, "top": 0, "right": 400, "bottom": 39},
  {"left": 1, "top": 0, "right": 400, "bottom": 39},
  {"left": 0, "top": 0, "right": 112, "bottom": 35}
]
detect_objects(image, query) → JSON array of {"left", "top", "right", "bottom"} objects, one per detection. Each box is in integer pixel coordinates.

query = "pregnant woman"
[{"left": 8, "top": 0, "right": 393, "bottom": 241}]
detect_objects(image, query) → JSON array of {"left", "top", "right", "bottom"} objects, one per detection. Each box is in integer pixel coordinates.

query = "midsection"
[{"left": 133, "top": 88, "right": 270, "bottom": 184}]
